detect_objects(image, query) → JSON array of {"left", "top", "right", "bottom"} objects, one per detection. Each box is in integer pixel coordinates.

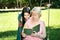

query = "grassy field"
[
  {"left": 0, "top": 12, "right": 18, "bottom": 40},
  {"left": 41, "top": 9, "right": 60, "bottom": 40},
  {"left": 0, "top": 9, "right": 60, "bottom": 40}
]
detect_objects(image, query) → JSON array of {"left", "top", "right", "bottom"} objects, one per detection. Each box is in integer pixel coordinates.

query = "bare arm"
[{"left": 22, "top": 23, "right": 28, "bottom": 37}]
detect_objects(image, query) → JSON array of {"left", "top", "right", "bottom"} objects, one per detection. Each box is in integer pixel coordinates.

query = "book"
[
  {"left": 33, "top": 24, "right": 40, "bottom": 32},
  {"left": 24, "top": 29, "right": 32, "bottom": 35},
  {"left": 24, "top": 24, "right": 40, "bottom": 35}
]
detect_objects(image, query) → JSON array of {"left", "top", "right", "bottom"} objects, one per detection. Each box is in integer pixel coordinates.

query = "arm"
[
  {"left": 18, "top": 13, "right": 22, "bottom": 27},
  {"left": 31, "top": 21, "right": 46, "bottom": 39},
  {"left": 37, "top": 22, "right": 46, "bottom": 39},
  {"left": 22, "top": 23, "right": 28, "bottom": 37},
  {"left": 18, "top": 21, "right": 22, "bottom": 27}
]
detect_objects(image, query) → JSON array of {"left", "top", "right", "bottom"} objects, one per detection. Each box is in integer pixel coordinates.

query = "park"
[{"left": 0, "top": 0, "right": 60, "bottom": 40}]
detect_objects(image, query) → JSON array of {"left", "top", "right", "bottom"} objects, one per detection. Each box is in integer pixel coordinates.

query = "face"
[
  {"left": 31, "top": 11, "right": 40, "bottom": 20},
  {"left": 24, "top": 12, "right": 30, "bottom": 20}
]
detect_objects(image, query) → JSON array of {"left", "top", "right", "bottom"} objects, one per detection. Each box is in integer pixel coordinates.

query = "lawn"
[
  {"left": 41, "top": 9, "right": 60, "bottom": 40},
  {"left": 0, "top": 9, "right": 60, "bottom": 40},
  {"left": 0, "top": 12, "right": 18, "bottom": 40}
]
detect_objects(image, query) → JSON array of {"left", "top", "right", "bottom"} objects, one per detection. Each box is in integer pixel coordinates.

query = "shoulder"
[
  {"left": 26, "top": 17, "right": 32, "bottom": 23},
  {"left": 24, "top": 17, "right": 32, "bottom": 26},
  {"left": 18, "top": 12, "right": 22, "bottom": 19},
  {"left": 18, "top": 13, "right": 22, "bottom": 17},
  {"left": 24, "top": 18, "right": 31, "bottom": 28},
  {"left": 39, "top": 20, "right": 45, "bottom": 25}
]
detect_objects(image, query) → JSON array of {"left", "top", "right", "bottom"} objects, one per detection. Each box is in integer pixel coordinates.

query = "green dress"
[{"left": 17, "top": 13, "right": 23, "bottom": 40}]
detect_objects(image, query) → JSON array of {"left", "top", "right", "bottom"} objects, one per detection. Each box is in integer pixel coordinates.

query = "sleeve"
[
  {"left": 18, "top": 12, "right": 22, "bottom": 27},
  {"left": 37, "top": 21, "right": 46, "bottom": 39},
  {"left": 18, "top": 13, "right": 22, "bottom": 22},
  {"left": 38, "top": 21, "right": 45, "bottom": 34}
]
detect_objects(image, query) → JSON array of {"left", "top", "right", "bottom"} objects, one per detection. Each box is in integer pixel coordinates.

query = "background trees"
[{"left": 0, "top": 0, "right": 60, "bottom": 9}]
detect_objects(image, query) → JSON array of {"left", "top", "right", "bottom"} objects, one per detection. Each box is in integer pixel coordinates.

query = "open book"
[{"left": 24, "top": 24, "right": 40, "bottom": 35}]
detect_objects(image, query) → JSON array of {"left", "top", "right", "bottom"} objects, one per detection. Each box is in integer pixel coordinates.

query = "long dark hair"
[{"left": 22, "top": 7, "right": 30, "bottom": 26}]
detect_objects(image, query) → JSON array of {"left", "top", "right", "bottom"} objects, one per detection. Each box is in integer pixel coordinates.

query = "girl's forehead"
[{"left": 24, "top": 12, "right": 30, "bottom": 14}]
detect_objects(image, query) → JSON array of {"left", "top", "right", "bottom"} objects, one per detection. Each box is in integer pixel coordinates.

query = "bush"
[{"left": 51, "top": 1, "right": 60, "bottom": 8}]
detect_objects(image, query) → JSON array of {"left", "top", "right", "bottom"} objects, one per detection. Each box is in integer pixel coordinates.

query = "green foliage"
[{"left": 0, "top": 0, "right": 60, "bottom": 8}]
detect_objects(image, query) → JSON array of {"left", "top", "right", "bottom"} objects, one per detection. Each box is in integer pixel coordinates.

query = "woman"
[
  {"left": 17, "top": 7, "right": 30, "bottom": 40},
  {"left": 22, "top": 7, "right": 46, "bottom": 40}
]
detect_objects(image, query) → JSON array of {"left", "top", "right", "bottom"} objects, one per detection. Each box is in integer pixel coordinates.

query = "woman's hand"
[{"left": 31, "top": 31, "right": 37, "bottom": 37}]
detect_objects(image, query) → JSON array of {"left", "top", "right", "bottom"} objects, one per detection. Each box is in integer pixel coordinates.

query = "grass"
[
  {"left": 0, "top": 12, "right": 18, "bottom": 40},
  {"left": 41, "top": 9, "right": 60, "bottom": 40},
  {"left": 41, "top": 9, "right": 60, "bottom": 26},
  {"left": 0, "top": 9, "right": 60, "bottom": 40},
  {"left": 0, "top": 12, "right": 18, "bottom": 32}
]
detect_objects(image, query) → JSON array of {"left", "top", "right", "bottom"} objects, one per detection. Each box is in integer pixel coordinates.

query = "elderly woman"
[{"left": 22, "top": 7, "right": 46, "bottom": 40}]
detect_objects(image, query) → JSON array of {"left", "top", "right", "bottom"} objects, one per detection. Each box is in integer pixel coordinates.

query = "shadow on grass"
[
  {"left": 0, "top": 11, "right": 9, "bottom": 13},
  {"left": 0, "top": 30, "right": 17, "bottom": 38},
  {"left": 50, "top": 7, "right": 60, "bottom": 9},
  {"left": 46, "top": 26, "right": 60, "bottom": 40},
  {"left": 0, "top": 11, "right": 17, "bottom": 13},
  {"left": 0, "top": 26, "right": 60, "bottom": 40}
]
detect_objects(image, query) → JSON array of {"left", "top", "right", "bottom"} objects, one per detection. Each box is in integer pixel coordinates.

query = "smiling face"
[
  {"left": 24, "top": 12, "right": 30, "bottom": 20},
  {"left": 31, "top": 11, "right": 41, "bottom": 20}
]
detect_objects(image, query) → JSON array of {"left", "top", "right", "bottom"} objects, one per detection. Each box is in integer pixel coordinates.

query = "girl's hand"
[
  {"left": 23, "top": 33, "right": 27, "bottom": 37},
  {"left": 22, "top": 32, "right": 27, "bottom": 38},
  {"left": 18, "top": 22, "right": 22, "bottom": 27}
]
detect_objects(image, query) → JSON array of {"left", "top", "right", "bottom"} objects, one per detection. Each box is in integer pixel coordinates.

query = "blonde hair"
[{"left": 30, "top": 7, "right": 41, "bottom": 17}]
